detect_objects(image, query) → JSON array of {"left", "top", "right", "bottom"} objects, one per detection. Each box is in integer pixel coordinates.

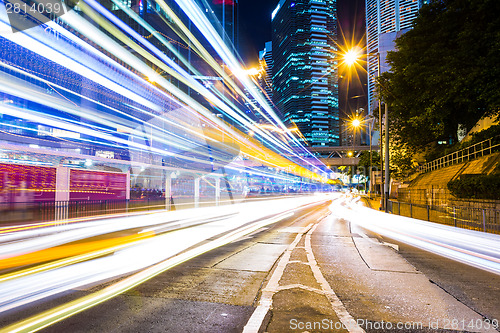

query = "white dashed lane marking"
[{"left": 242, "top": 215, "right": 364, "bottom": 333}]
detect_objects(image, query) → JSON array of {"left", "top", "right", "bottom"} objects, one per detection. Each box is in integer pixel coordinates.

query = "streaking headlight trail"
[
  {"left": 0, "top": 195, "right": 333, "bottom": 333},
  {"left": 339, "top": 197, "right": 500, "bottom": 275}
]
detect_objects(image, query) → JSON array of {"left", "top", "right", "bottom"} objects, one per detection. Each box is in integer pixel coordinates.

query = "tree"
[
  {"left": 358, "top": 145, "right": 416, "bottom": 180},
  {"left": 379, "top": 0, "right": 500, "bottom": 152},
  {"left": 389, "top": 142, "right": 418, "bottom": 179},
  {"left": 358, "top": 151, "right": 380, "bottom": 170}
]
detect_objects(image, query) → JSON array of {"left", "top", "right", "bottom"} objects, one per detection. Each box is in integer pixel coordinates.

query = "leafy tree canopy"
[
  {"left": 379, "top": 0, "right": 500, "bottom": 150},
  {"left": 358, "top": 150, "right": 380, "bottom": 170}
]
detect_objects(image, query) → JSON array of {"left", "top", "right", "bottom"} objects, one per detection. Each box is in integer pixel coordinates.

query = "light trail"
[
  {"left": 0, "top": 210, "right": 298, "bottom": 333},
  {"left": 0, "top": 199, "right": 245, "bottom": 259},
  {"left": 0, "top": 0, "right": 332, "bottom": 185},
  {"left": 338, "top": 197, "right": 500, "bottom": 275},
  {"left": 0, "top": 195, "right": 332, "bottom": 322},
  {"left": 65, "top": 1, "right": 296, "bottom": 157},
  {"left": 0, "top": 72, "right": 241, "bottom": 169},
  {"left": 0, "top": 21, "right": 158, "bottom": 112},
  {"left": 172, "top": 0, "right": 326, "bottom": 170},
  {"left": 0, "top": 232, "right": 155, "bottom": 270}
]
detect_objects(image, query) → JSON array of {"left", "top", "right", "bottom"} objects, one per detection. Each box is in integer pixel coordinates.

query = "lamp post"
[
  {"left": 350, "top": 115, "right": 374, "bottom": 196},
  {"left": 364, "top": 116, "right": 375, "bottom": 198},
  {"left": 368, "top": 120, "right": 372, "bottom": 196},
  {"left": 343, "top": 49, "right": 386, "bottom": 210},
  {"left": 375, "top": 53, "right": 385, "bottom": 210},
  {"left": 384, "top": 103, "right": 390, "bottom": 213},
  {"left": 370, "top": 53, "right": 389, "bottom": 212}
]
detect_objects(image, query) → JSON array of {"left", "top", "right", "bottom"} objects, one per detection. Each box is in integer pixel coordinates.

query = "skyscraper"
[
  {"left": 366, "top": 0, "right": 427, "bottom": 114},
  {"left": 197, "top": 0, "right": 239, "bottom": 53},
  {"left": 259, "top": 41, "right": 274, "bottom": 109},
  {"left": 271, "top": 0, "right": 340, "bottom": 147}
]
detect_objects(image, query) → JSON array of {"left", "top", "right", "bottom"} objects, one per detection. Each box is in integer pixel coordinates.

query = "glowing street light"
[
  {"left": 342, "top": 48, "right": 389, "bottom": 211},
  {"left": 343, "top": 49, "right": 361, "bottom": 66},
  {"left": 347, "top": 115, "right": 363, "bottom": 147}
]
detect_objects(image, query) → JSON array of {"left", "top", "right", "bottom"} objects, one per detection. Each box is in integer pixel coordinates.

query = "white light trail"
[
  {"left": 339, "top": 198, "right": 500, "bottom": 275},
  {"left": 0, "top": 18, "right": 159, "bottom": 112},
  {"left": 0, "top": 196, "right": 330, "bottom": 315}
]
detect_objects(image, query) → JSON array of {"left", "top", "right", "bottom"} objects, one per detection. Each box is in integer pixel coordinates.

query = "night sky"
[{"left": 237, "top": 0, "right": 367, "bottom": 116}]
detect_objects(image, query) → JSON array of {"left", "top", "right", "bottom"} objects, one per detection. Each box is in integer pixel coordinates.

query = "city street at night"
[
  {"left": 1, "top": 0, "right": 499, "bottom": 331},
  {"left": 1, "top": 196, "right": 499, "bottom": 332}
]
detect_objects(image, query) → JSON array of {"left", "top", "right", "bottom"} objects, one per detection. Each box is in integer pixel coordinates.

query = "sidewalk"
[{"left": 361, "top": 195, "right": 382, "bottom": 211}]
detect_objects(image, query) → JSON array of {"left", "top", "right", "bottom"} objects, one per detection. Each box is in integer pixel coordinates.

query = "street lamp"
[
  {"left": 343, "top": 48, "right": 362, "bottom": 67},
  {"left": 351, "top": 118, "right": 361, "bottom": 128},
  {"left": 343, "top": 49, "right": 388, "bottom": 211},
  {"left": 350, "top": 116, "right": 374, "bottom": 196}
]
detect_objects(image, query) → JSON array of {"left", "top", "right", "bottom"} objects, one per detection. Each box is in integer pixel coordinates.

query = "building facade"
[
  {"left": 259, "top": 41, "right": 274, "bottom": 111},
  {"left": 197, "top": 0, "right": 239, "bottom": 53},
  {"left": 366, "top": 0, "right": 427, "bottom": 114},
  {"left": 272, "top": 0, "right": 340, "bottom": 147}
]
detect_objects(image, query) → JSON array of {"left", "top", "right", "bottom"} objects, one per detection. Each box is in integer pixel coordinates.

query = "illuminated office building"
[
  {"left": 259, "top": 41, "right": 274, "bottom": 110},
  {"left": 242, "top": 41, "right": 274, "bottom": 122},
  {"left": 366, "top": 0, "right": 428, "bottom": 114},
  {"left": 195, "top": 0, "right": 239, "bottom": 53},
  {"left": 272, "top": 0, "right": 340, "bottom": 147}
]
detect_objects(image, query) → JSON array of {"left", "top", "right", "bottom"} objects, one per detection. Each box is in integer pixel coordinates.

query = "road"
[{"left": 1, "top": 195, "right": 499, "bottom": 332}]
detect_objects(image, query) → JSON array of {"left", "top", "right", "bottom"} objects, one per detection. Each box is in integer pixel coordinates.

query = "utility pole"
[
  {"left": 368, "top": 120, "right": 373, "bottom": 198},
  {"left": 377, "top": 53, "right": 384, "bottom": 210},
  {"left": 384, "top": 103, "right": 390, "bottom": 213}
]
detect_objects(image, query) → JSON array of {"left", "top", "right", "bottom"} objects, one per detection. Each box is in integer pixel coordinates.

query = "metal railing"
[
  {"left": 0, "top": 199, "right": 174, "bottom": 225},
  {"left": 418, "top": 136, "right": 500, "bottom": 173},
  {"left": 0, "top": 192, "right": 313, "bottom": 225},
  {"left": 388, "top": 200, "right": 500, "bottom": 234},
  {"left": 397, "top": 187, "right": 451, "bottom": 207}
]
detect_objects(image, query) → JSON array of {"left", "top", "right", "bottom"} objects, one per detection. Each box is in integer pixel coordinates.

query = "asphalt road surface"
[{"left": 1, "top": 197, "right": 499, "bottom": 333}]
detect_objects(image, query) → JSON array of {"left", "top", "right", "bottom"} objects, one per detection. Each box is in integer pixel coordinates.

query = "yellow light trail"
[
  {"left": 0, "top": 198, "right": 329, "bottom": 333},
  {"left": 0, "top": 232, "right": 155, "bottom": 284},
  {"left": 0, "top": 232, "right": 155, "bottom": 271}
]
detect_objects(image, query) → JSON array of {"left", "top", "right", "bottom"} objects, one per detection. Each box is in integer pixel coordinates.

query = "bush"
[{"left": 448, "top": 174, "right": 500, "bottom": 200}]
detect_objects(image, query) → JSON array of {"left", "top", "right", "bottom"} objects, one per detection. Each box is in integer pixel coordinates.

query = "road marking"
[
  {"left": 242, "top": 224, "right": 313, "bottom": 333},
  {"left": 288, "top": 260, "right": 310, "bottom": 265},
  {"left": 277, "top": 226, "right": 310, "bottom": 233},
  {"left": 305, "top": 224, "right": 365, "bottom": 333},
  {"left": 243, "top": 217, "right": 364, "bottom": 333},
  {"left": 277, "top": 284, "right": 323, "bottom": 293}
]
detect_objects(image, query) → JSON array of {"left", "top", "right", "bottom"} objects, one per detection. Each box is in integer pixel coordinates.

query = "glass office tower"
[
  {"left": 366, "top": 0, "right": 427, "bottom": 114},
  {"left": 272, "top": 0, "right": 340, "bottom": 147}
]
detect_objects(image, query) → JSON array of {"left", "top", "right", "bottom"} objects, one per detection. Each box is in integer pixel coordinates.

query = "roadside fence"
[
  {"left": 388, "top": 200, "right": 500, "bottom": 234},
  {"left": 0, "top": 198, "right": 174, "bottom": 225}
]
